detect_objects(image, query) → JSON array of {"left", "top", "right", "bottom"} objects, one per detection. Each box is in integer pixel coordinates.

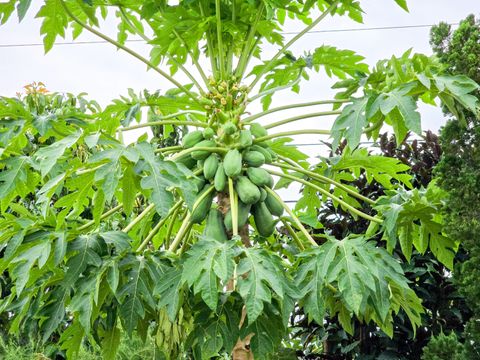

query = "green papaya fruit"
[
  {"left": 259, "top": 188, "right": 267, "bottom": 202},
  {"left": 265, "top": 191, "right": 284, "bottom": 217},
  {"left": 250, "top": 123, "right": 268, "bottom": 138},
  {"left": 191, "top": 140, "right": 216, "bottom": 160},
  {"left": 193, "top": 176, "right": 206, "bottom": 192},
  {"left": 190, "top": 185, "right": 215, "bottom": 224},
  {"left": 182, "top": 130, "right": 204, "bottom": 148},
  {"left": 223, "top": 121, "right": 237, "bottom": 135},
  {"left": 204, "top": 208, "right": 228, "bottom": 242},
  {"left": 223, "top": 149, "right": 242, "bottom": 178},
  {"left": 214, "top": 163, "right": 227, "bottom": 192},
  {"left": 238, "top": 129, "right": 253, "bottom": 148},
  {"left": 203, "top": 154, "right": 219, "bottom": 180},
  {"left": 250, "top": 145, "right": 272, "bottom": 163},
  {"left": 203, "top": 127, "right": 215, "bottom": 140},
  {"left": 243, "top": 151, "right": 265, "bottom": 167},
  {"left": 178, "top": 155, "right": 196, "bottom": 169},
  {"left": 224, "top": 201, "right": 251, "bottom": 231},
  {"left": 252, "top": 202, "right": 275, "bottom": 237},
  {"left": 235, "top": 176, "right": 261, "bottom": 204},
  {"left": 246, "top": 167, "right": 273, "bottom": 187}
]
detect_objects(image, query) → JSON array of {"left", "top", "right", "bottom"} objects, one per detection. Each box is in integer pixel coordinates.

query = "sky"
[{"left": 0, "top": 1, "right": 478, "bottom": 201}]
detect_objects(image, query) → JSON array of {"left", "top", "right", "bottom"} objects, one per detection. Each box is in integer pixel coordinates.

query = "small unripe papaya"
[{"left": 223, "top": 149, "right": 242, "bottom": 178}]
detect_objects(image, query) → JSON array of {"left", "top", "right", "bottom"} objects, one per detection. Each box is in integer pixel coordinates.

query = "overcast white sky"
[{"left": 0, "top": 1, "right": 478, "bottom": 201}]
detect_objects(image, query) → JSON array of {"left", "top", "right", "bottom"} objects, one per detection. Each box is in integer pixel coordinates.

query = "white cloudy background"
[{"left": 0, "top": 1, "right": 478, "bottom": 200}]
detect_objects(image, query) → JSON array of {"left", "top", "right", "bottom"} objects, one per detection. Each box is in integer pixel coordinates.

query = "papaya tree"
[{"left": 0, "top": 1, "right": 479, "bottom": 359}]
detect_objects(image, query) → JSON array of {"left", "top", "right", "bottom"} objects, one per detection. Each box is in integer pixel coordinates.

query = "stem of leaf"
[
  {"left": 168, "top": 185, "right": 215, "bottom": 252},
  {"left": 248, "top": 71, "right": 302, "bottom": 103},
  {"left": 60, "top": 0, "right": 200, "bottom": 104},
  {"left": 136, "top": 200, "right": 184, "bottom": 252},
  {"left": 199, "top": 1, "right": 218, "bottom": 78},
  {"left": 179, "top": 223, "right": 194, "bottom": 255},
  {"left": 172, "top": 29, "right": 210, "bottom": 88},
  {"left": 273, "top": 159, "right": 376, "bottom": 205},
  {"left": 170, "top": 147, "right": 228, "bottom": 161},
  {"left": 77, "top": 204, "right": 123, "bottom": 231},
  {"left": 235, "top": 3, "right": 264, "bottom": 79},
  {"left": 122, "top": 203, "right": 156, "bottom": 233},
  {"left": 248, "top": 0, "right": 340, "bottom": 91},
  {"left": 264, "top": 111, "right": 343, "bottom": 130},
  {"left": 118, "top": 7, "right": 206, "bottom": 95},
  {"left": 228, "top": 178, "right": 238, "bottom": 237},
  {"left": 120, "top": 120, "right": 208, "bottom": 132},
  {"left": 168, "top": 213, "right": 192, "bottom": 252},
  {"left": 243, "top": 99, "right": 350, "bottom": 123},
  {"left": 164, "top": 205, "right": 184, "bottom": 250},
  {"left": 154, "top": 145, "right": 183, "bottom": 154},
  {"left": 280, "top": 218, "right": 305, "bottom": 251},
  {"left": 267, "top": 169, "right": 382, "bottom": 224},
  {"left": 264, "top": 188, "right": 317, "bottom": 247},
  {"left": 253, "top": 129, "right": 330, "bottom": 143},
  {"left": 215, "top": 0, "right": 226, "bottom": 79}
]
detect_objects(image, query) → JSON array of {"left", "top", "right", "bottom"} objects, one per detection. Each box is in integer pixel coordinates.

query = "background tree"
[
  {"left": 425, "top": 14, "right": 480, "bottom": 359},
  {"left": 0, "top": 1, "right": 478, "bottom": 359}
]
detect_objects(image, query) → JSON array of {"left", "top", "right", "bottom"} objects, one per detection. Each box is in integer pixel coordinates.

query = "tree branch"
[{"left": 60, "top": 0, "right": 200, "bottom": 103}]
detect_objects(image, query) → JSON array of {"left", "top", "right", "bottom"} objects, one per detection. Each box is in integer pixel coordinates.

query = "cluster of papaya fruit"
[{"left": 178, "top": 118, "right": 285, "bottom": 240}]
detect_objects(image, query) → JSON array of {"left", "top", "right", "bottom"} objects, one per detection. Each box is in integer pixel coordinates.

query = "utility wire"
[{"left": 0, "top": 22, "right": 458, "bottom": 49}]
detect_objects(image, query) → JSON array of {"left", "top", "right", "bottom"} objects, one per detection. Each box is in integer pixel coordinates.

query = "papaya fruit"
[
  {"left": 190, "top": 185, "right": 215, "bottom": 224},
  {"left": 193, "top": 176, "right": 206, "bottom": 192},
  {"left": 252, "top": 202, "right": 275, "bottom": 237},
  {"left": 204, "top": 208, "right": 228, "bottom": 242},
  {"left": 250, "top": 123, "right": 268, "bottom": 138},
  {"left": 259, "top": 188, "right": 267, "bottom": 202},
  {"left": 243, "top": 151, "right": 265, "bottom": 167},
  {"left": 265, "top": 191, "right": 284, "bottom": 217},
  {"left": 182, "top": 130, "right": 204, "bottom": 148},
  {"left": 223, "top": 121, "right": 237, "bottom": 135},
  {"left": 246, "top": 167, "right": 273, "bottom": 187},
  {"left": 203, "top": 127, "right": 215, "bottom": 140},
  {"left": 178, "top": 155, "right": 196, "bottom": 169},
  {"left": 224, "top": 201, "right": 251, "bottom": 231},
  {"left": 250, "top": 145, "right": 272, "bottom": 163},
  {"left": 223, "top": 149, "right": 242, "bottom": 178},
  {"left": 191, "top": 140, "right": 216, "bottom": 160},
  {"left": 203, "top": 154, "right": 219, "bottom": 180},
  {"left": 238, "top": 129, "right": 253, "bottom": 148},
  {"left": 235, "top": 176, "right": 261, "bottom": 204},
  {"left": 214, "top": 163, "right": 227, "bottom": 192}
]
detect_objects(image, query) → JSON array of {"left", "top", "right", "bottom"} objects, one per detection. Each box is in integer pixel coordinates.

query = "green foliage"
[
  {"left": 421, "top": 332, "right": 464, "bottom": 360},
  {"left": 431, "top": 14, "right": 480, "bottom": 359}
]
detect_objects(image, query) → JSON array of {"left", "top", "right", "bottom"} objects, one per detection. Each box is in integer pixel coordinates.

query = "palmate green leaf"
[
  {"left": 155, "top": 266, "right": 185, "bottom": 322},
  {"left": 0, "top": 156, "right": 31, "bottom": 201},
  {"left": 309, "top": 45, "right": 369, "bottom": 79},
  {"left": 59, "top": 321, "right": 85, "bottom": 360},
  {"left": 237, "top": 247, "right": 288, "bottom": 323},
  {"left": 89, "top": 142, "right": 139, "bottom": 202},
  {"left": 181, "top": 237, "right": 235, "bottom": 310},
  {"left": 100, "top": 325, "right": 121, "bottom": 360},
  {"left": 17, "top": 0, "right": 33, "bottom": 21},
  {"left": 295, "top": 237, "right": 423, "bottom": 335},
  {"left": 375, "top": 184, "right": 459, "bottom": 269},
  {"left": 329, "top": 147, "right": 412, "bottom": 189},
  {"left": 0, "top": 0, "right": 15, "bottom": 24},
  {"left": 117, "top": 255, "right": 156, "bottom": 335},
  {"left": 36, "top": 0, "right": 69, "bottom": 52},
  {"left": 63, "top": 234, "right": 104, "bottom": 286},
  {"left": 32, "top": 130, "right": 82, "bottom": 177},
  {"left": 38, "top": 287, "right": 68, "bottom": 342},
  {"left": 269, "top": 137, "right": 309, "bottom": 164},
  {"left": 136, "top": 142, "right": 197, "bottom": 215},
  {"left": 370, "top": 85, "right": 422, "bottom": 138},
  {"left": 331, "top": 97, "right": 369, "bottom": 149}
]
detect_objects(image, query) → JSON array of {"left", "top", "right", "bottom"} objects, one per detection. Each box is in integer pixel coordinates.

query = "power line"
[{"left": 0, "top": 22, "right": 458, "bottom": 49}]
